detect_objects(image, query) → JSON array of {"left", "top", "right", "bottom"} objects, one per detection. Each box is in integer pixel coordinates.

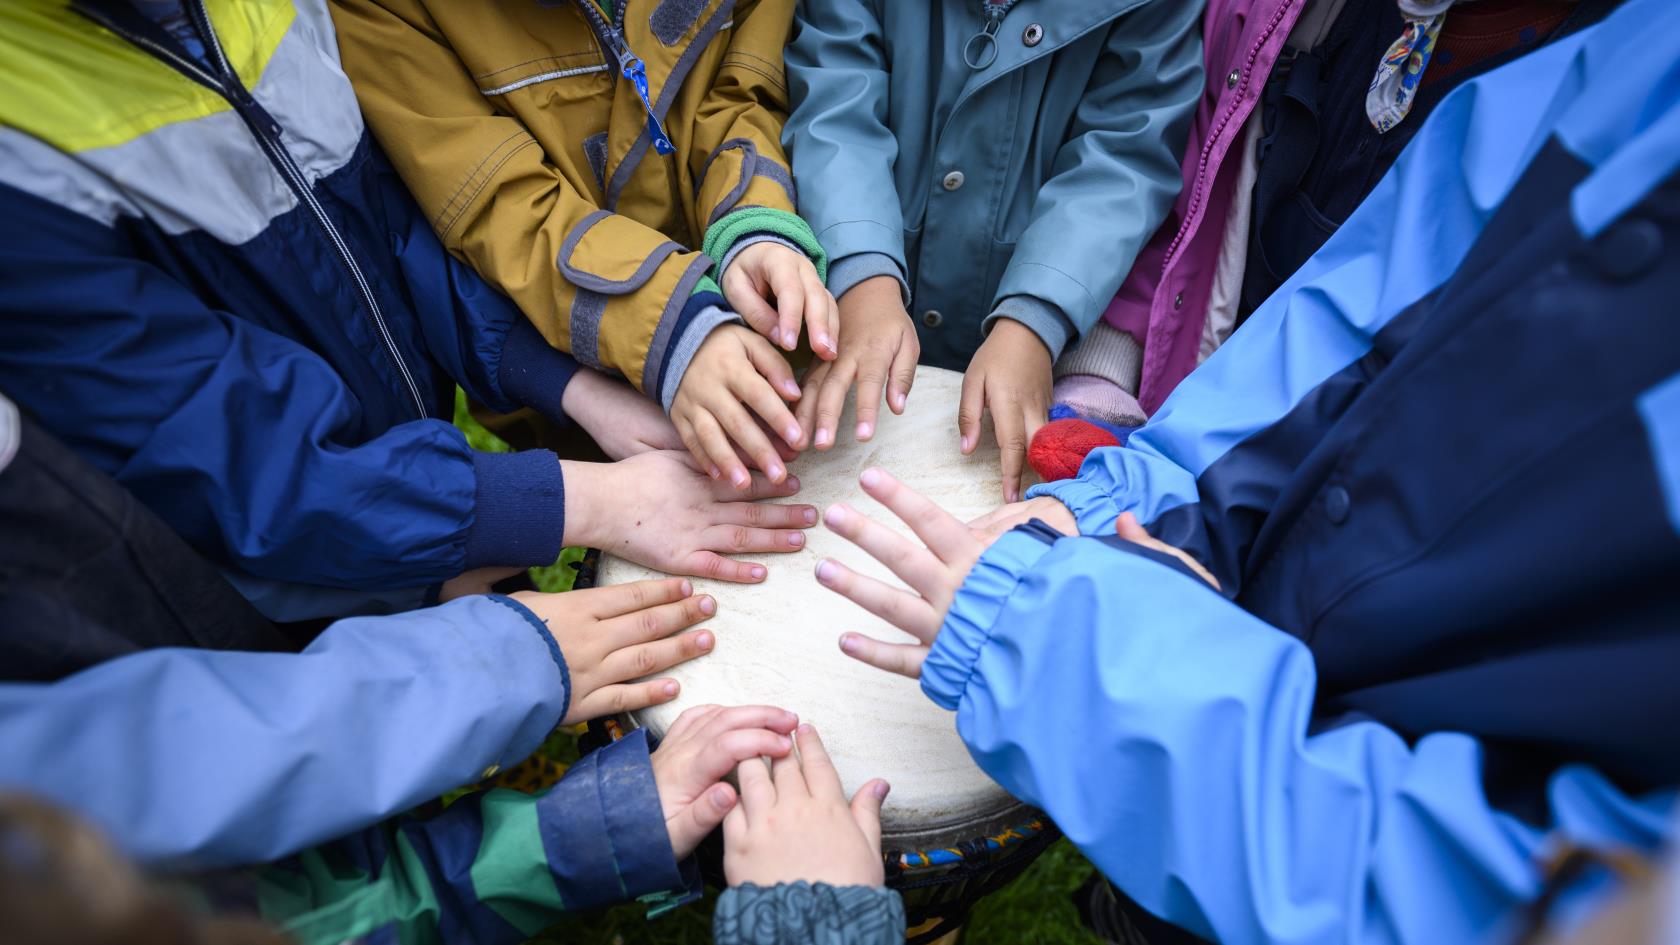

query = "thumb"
[
  {"left": 849, "top": 779, "right": 889, "bottom": 853},
  {"left": 1115, "top": 511, "right": 1150, "bottom": 542},
  {"left": 668, "top": 782, "right": 738, "bottom": 859}
]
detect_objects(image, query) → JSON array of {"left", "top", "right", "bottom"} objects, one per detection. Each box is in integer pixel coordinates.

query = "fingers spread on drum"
[
  {"left": 719, "top": 473, "right": 807, "bottom": 504},
  {"left": 821, "top": 502, "right": 941, "bottom": 595},
  {"left": 585, "top": 577, "right": 692, "bottom": 619},
  {"left": 837, "top": 632, "right": 927, "bottom": 679},
  {"left": 857, "top": 467, "right": 976, "bottom": 562},
  {"left": 813, "top": 557, "right": 941, "bottom": 640},
  {"left": 605, "top": 592, "right": 714, "bottom": 643},
  {"left": 602, "top": 628, "right": 712, "bottom": 684},
  {"left": 700, "top": 524, "right": 806, "bottom": 555},
  {"left": 719, "top": 500, "right": 818, "bottom": 531},
  {"left": 572, "top": 677, "right": 681, "bottom": 722}
]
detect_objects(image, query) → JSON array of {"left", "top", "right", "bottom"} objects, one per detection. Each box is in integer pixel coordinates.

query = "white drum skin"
[{"left": 596, "top": 367, "right": 1021, "bottom": 842}]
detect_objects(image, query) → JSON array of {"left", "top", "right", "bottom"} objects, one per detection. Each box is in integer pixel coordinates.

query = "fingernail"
[
  {"left": 782, "top": 380, "right": 801, "bottom": 397},
  {"left": 786, "top": 475, "right": 801, "bottom": 491},
  {"left": 816, "top": 559, "right": 837, "bottom": 583},
  {"left": 708, "top": 464, "right": 721, "bottom": 480},
  {"left": 680, "top": 579, "right": 693, "bottom": 596},
  {"left": 856, "top": 421, "right": 873, "bottom": 440},
  {"left": 839, "top": 633, "right": 857, "bottom": 653},
  {"left": 771, "top": 329, "right": 784, "bottom": 347},
  {"left": 803, "top": 507, "right": 818, "bottom": 525},
  {"left": 769, "top": 463, "right": 787, "bottom": 483},
  {"left": 699, "top": 595, "right": 715, "bottom": 615},
  {"left": 823, "top": 504, "right": 847, "bottom": 526},
  {"left": 697, "top": 631, "right": 714, "bottom": 650},
  {"left": 787, "top": 532, "right": 804, "bottom": 547},
  {"left": 817, "top": 333, "right": 832, "bottom": 352},
  {"left": 797, "top": 723, "right": 814, "bottom": 736},
  {"left": 962, "top": 435, "right": 975, "bottom": 452},
  {"left": 874, "top": 781, "right": 891, "bottom": 799},
  {"left": 859, "top": 468, "right": 882, "bottom": 488},
  {"left": 779, "top": 736, "right": 793, "bottom": 751},
  {"left": 892, "top": 392, "right": 905, "bottom": 411},
  {"left": 663, "top": 681, "right": 679, "bottom": 696},
  {"left": 732, "top": 469, "right": 750, "bottom": 489},
  {"left": 814, "top": 428, "right": 831, "bottom": 447},
  {"left": 786, "top": 424, "right": 802, "bottom": 443},
  {"left": 711, "top": 786, "right": 733, "bottom": 809},
  {"left": 751, "top": 565, "right": 767, "bottom": 580}
]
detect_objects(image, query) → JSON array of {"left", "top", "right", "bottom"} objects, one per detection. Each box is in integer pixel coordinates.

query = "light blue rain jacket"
[{"left": 783, "top": 0, "right": 1204, "bottom": 367}]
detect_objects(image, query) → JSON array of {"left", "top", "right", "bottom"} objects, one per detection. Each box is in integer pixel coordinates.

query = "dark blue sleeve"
[{"left": 0, "top": 183, "right": 563, "bottom": 588}]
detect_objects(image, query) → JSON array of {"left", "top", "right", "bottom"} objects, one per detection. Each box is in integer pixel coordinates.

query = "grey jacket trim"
[
  {"left": 827, "top": 252, "right": 909, "bottom": 306},
  {"left": 985, "top": 294, "right": 1075, "bottom": 360},
  {"left": 1055, "top": 319, "right": 1144, "bottom": 390},
  {"left": 712, "top": 883, "right": 905, "bottom": 945},
  {"left": 700, "top": 137, "right": 761, "bottom": 226},
  {"left": 643, "top": 252, "right": 720, "bottom": 395},
  {"left": 659, "top": 305, "right": 743, "bottom": 412},
  {"left": 556, "top": 209, "right": 682, "bottom": 294}
]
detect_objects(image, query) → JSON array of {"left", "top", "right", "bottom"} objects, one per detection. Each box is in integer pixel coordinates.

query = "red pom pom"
[{"left": 1028, "top": 418, "right": 1120, "bottom": 482}]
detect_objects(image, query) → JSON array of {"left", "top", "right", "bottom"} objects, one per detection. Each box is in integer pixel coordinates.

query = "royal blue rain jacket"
[{"left": 923, "top": 1, "right": 1680, "bottom": 941}]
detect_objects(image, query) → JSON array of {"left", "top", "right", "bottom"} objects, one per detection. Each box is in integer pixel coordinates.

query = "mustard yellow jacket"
[{"left": 330, "top": 0, "right": 821, "bottom": 404}]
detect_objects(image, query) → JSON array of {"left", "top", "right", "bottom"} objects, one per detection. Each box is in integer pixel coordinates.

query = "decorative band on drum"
[{"left": 889, "top": 816, "right": 1050, "bottom": 873}]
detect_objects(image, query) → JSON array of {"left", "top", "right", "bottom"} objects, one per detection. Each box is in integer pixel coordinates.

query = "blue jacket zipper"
[
  {"left": 78, "top": 1, "right": 430, "bottom": 421},
  {"left": 572, "top": 0, "right": 677, "bottom": 155}
]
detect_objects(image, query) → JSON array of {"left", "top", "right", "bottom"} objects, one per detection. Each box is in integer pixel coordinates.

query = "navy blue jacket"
[{"left": 0, "top": 0, "right": 580, "bottom": 592}]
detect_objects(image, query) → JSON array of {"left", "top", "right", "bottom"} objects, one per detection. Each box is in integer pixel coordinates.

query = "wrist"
[
  {"left": 840, "top": 274, "right": 906, "bottom": 308},
  {"left": 559, "top": 459, "right": 609, "bottom": 548}
]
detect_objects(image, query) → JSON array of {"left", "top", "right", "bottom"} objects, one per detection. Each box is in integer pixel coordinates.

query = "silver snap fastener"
[
  {"left": 1173, "top": 291, "right": 1184, "bottom": 309},
  {"left": 922, "top": 309, "right": 944, "bottom": 328},
  {"left": 1227, "top": 68, "right": 1241, "bottom": 90},
  {"left": 941, "top": 170, "right": 966, "bottom": 192},
  {"left": 1023, "top": 23, "right": 1044, "bottom": 47}
]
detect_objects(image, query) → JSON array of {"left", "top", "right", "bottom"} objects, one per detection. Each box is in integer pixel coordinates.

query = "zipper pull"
[
  {"left": 610, "top": 35, "right": 676, "bottom": 156},
  {"left": 964, "top": 6, "right": 1005, "bottom": 70}
]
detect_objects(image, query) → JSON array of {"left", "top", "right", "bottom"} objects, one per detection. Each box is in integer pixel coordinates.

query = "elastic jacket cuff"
[
  {"left": 985, "top": 296, "right": 1075, "bottom": 361},
  {"left": 464, "top": 450, "right": 565, "bottom": 570},
  {"left": 923, "top": 524, "right": 1058, "bottom": 710},
  {"left": 497, "top": 317, "right": 581, "bottom": 428},
  {"left": 828, "top": 252, "right": 910, "bottom": 306},
  {"left": 713, "top": 883, "right": 906, "bottom": 944},
  {"left": 1028, "top": 473, "right": 1126, "bottom": 537},
  {"left": 703, "top": 207, "right": 829, "bottom": 281},
  {"left": 659, "top": 296, "right": 742, "bottom": 413},
  {"left": 535, "top": 729, "right": 686, "bottom": 910}
]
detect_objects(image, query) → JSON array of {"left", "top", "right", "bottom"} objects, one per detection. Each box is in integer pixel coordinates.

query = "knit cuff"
[
  {"left": 984, "top": 296, "right": 1075, "bottom": 360},
  {"left": 464, "top": 450, "right": 566, "bottom": 570},
  {"left": 497, "top": 317, "right": 581, "bottom": 428},
  {"left": 1054, "top": 321, "right": 1144, "bottom": 393},
  {"left": 828, "top": 251, "right": 910, "bottom": 306},
  {"left": 704, "top": 207, "right": 828, "bottom": 281}
]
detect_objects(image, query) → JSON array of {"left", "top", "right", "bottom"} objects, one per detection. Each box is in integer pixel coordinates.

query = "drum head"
[{"left": 598, "top": 367, "right": 1023, "bottom": 842}]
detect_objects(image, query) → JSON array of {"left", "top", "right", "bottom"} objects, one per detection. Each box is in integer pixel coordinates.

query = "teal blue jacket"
[{"left": 783, "top": 0, "right": 1204, "bottom": 366}]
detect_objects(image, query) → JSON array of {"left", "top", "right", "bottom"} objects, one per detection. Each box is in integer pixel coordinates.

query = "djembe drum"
[{"left": 588, "top": 367, "right": 1055, "bottom": 942}]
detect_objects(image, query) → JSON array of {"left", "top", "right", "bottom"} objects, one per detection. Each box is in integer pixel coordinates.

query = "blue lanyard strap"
[{"left": 618, "top": 52, "right": 676, "bottom": 155}]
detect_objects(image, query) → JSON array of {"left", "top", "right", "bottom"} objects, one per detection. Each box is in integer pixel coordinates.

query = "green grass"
[{"left": 456, "top": 392, "right": 1103, "bottom": 943}]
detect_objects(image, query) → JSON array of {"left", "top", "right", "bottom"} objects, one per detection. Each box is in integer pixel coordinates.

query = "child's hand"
[
  {"left": 509, "top": 579, "right": 715, "bottom": 724},
  {"left": 723, "top": 724, "right": 889, "bottom": 888},
  {"left": 672, "top": 325, "right": 805, "bottom": 489},
  {"left": 814, "top": 468, "right": 985, "bottom": 679},
  {"left": 562, "top": 368, "right": 685, "bottom": 460},
  {"left": 651, "top": 704, "right": 801, "bottom": 859},
  {"left": 966, "top": 497, "right": 1077, "bottom": 544},
  {"left": 959, "top": 319, "right": 1052, "bottom": 502},
  {"left": 796, "top": 275, "right": 920, "bottom": 450},
  {"left": 721, "top": 241, "right": 839, "bottom": 360},
  {"left": 562, "top": 450, "right": 816, "bottom": 583}
]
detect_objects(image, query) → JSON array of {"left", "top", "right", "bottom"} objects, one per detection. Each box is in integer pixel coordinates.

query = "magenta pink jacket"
[{"left": 1104, "top": 0, "right": 1306, "bottom": 414}]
